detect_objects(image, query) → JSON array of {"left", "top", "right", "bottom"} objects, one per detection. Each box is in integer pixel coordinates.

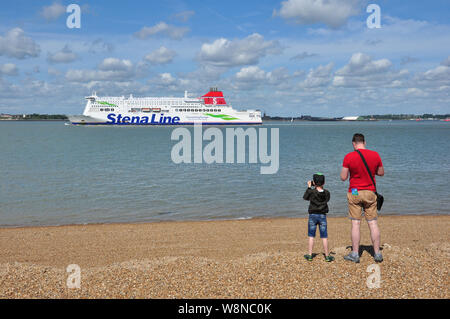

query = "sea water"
[{"left": 0, "top": 120, "right": 448, "bottom": 226}]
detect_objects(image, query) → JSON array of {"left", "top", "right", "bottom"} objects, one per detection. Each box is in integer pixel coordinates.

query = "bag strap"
[{"left": 356, "top": 150, "right": 377, "bottom": 192}]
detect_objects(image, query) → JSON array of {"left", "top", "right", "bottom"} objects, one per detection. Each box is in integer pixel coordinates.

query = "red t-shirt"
[{"left": 342, "top": 149, "right": 383, "bottom": 192}]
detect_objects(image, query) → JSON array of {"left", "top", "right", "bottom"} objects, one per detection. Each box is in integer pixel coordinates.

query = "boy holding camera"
[{"left": 303, "top": 173, "right": 334, "bottom": 262}]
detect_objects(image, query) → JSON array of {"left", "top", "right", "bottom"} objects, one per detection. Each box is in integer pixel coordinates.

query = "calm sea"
[{"left": 0, "top": 120, "right": 449, "bottom": 227}]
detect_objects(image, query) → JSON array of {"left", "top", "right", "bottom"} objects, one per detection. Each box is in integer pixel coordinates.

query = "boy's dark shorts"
[{"left": 308, "top": 213, "right": 328, "bottom": 238}]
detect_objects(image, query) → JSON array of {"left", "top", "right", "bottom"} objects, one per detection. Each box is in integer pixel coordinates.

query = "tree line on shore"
[
  {"left": 0, "top": 114, "right": 68, "bottom": 120},
  {"left": 359, "top": 114, "right": 449, "bottom": 120},
  {"left": 262, "top": 113, "right": 449, "bottom": 121}
]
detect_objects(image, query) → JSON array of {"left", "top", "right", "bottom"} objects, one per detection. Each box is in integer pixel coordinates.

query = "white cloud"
[
  {"left": 182, "top": 64, "right": 225, "bottom": 83},
  {"left": 98, "top": 58, "right": 133, "bottom": 72},
  {"left": 144, "top": 46, "right": 177, "bottom": 65},
  {"left": 414, "top": 64, "right": 450, "bottom": 89},
  {"left": 381, "top": 16, "right": 429, "bottom": 34},
  {"left": 65, "top": 58, "right": 135, "bottom": 82},
  {"left": 0, "top": 63, "right": 18, "bottom": 76},
  {"left": 231, "top": 66, "right": 296, "bottom": 91},
  {"left": 198, "top": 33, "right": 282, "bottom": 68},
  {"left": 0, "top": 28, "right": 40, "bottom": 59},
  {"left": 332, "top": 53, "right": 407, "bottom": 88},
  {"left": 267, "top": 67, "right": 292, "bottom": 84},
  {"left": 41, "top": 2, "right": 66, "bottom": 21},
  {"left": 441, "top": 56, "right": 450, "bottom": 67},
  {"left": 65, "top": 70, "right": 96, "bottom": 82},
  {"left": 85, "top": 38, "right": 114, "bottom": 54},
  {"left": 135, "top": 22, "right": 190, "bottom": 40},
  {"left": 301, "top": 63, "right": 334, "bottom": 88},
  {"left": 335, "top": 53, "right": 392, "bottom": 76},
  {"left": 158, "top": 73, "right": 177, "bottom": 85},
  {"left": 406, "top": 88, "right": 428, "bottom": 98},
  {"left": 47, "top": 45, "right": 78, "bottom": 64},
  {"left": 422, "top": 65, "right": 450, "bottom": 81},
  {"left": 48, "top": 67, "right": 62, "bottom": 77},
  {"left": 65, "top": 69, "right": 132, "bottom": 82},
  {"left": 236, "top": 66, "right": 267, "bottom": 82},
  {"left": 144, "top": 73, "right": 184, "bottom": 93},
  {"left": 174, "top": 10, "right": 195, "bottom": 22},
  {"left": 274, "top": 0, "right": 361, "bottom": 28}
]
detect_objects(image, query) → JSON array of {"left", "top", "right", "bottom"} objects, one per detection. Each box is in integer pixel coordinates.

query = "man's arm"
[
  {"left": 340, "top": 167, "right": 349, "bottom": 181},
  {"left": 376, "top": 153, "right": 384, "bottom": 176},
  {"left": 376, "top": 166, "right": 384, "bottom": 176}
]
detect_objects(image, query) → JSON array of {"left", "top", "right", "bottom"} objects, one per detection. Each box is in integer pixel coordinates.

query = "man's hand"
[
  {"left": 376, "top": 166, "right": 384, "bottom": 176},
  {"left": 307, "top": 181, "right": 312, "bottom": 188},
  {"left": 340, "top": 167, "right": 349, "bottom": 181}
]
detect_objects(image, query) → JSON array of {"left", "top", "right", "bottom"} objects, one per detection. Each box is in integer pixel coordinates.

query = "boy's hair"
[
  {"left": 352, "top": 133, "right": 365, "bottom": 143},
  {"left": 313, "top": 173, "right": 325, "bottom": 186}
]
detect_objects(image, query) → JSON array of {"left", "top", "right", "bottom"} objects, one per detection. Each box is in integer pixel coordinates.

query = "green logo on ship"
[
  {"left": 98, "top": 101, "right": 117, "bottom": 107},
  {"left": 205, "top": 113, "right": 239, "bottom": 120}
]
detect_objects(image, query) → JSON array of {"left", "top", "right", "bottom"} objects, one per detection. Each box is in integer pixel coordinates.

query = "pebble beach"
[{"left": 0, "top": 215, "right": 448, "bottom": 299}]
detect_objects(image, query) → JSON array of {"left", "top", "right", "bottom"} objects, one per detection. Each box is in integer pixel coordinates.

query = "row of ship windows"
[
  {"left": 93, "top": 102, "right": 196, "bottom": 106},
  {"left": 175, "top": 109, "right": 221, "bottom": 112},
  {"left": 128, "top": 101, "right": 185, "bottom": 105}
]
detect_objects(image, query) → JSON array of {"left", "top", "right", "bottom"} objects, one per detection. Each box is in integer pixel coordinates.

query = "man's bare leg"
[
  {"left": 367, "top": 219, "right": 381, "bottom": 254},
  {"left": 351, "top": 219, "right": 361, "bottom": 253},
  {"left": 344, "top": 219, "right": 361, "bottom": 263}
]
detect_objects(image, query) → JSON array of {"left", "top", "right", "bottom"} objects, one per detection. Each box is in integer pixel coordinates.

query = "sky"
[{"left": 0, "top": 0, "right": 449, "bottom": 117}]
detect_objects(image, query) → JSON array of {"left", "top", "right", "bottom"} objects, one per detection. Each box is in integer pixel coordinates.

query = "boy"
[{"left": 303, "top": 173, "right": 334, "bottom": 262}]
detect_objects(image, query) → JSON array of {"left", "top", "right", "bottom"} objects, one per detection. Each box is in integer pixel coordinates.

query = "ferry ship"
[{"left": 68, "top": 88, "right": 262, "bottom": 125}]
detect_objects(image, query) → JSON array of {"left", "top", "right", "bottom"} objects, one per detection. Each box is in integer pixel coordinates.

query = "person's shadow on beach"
[{"left": 345, "top": 245, "right": 383, "bottom": 257}]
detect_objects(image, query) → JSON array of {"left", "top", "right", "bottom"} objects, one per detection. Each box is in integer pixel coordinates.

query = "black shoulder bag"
[{"left": 356, "top": 150, "right": 384, "bottom": 211}]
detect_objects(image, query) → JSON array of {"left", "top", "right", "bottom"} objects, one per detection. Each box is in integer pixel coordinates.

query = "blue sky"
[{"left": 0, "top": 0, "right": 449, "bottom": 116}]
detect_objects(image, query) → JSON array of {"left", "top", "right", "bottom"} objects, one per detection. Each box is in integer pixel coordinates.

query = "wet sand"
[{"left": 0, "top": 215, "right": 448, "bottom": 298}]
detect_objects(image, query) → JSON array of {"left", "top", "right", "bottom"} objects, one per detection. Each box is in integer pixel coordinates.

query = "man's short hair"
[{"left": 352, "top": 133, "right": 365, "bottom": 143}]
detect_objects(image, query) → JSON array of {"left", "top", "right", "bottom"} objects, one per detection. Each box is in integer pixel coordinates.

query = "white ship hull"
[{"left": 68, "top": 88, "right": 262, "bottom": 126}]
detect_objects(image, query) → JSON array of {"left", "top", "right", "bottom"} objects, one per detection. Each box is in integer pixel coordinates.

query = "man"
[{"left": 340, "top": 133, "right": 384, "bottom": 263}]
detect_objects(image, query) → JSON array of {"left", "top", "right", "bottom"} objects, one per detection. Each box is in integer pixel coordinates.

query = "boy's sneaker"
[
  {"left": 304, "top": 254, "right": 313, "bottom": 261},
  {"left": 344, "top": 252, "right": 360, "bottom": 263},
  {"left": 325, "top": 255, "right": 334, "bottom": 262},
  {"left": 374, "top": 253, "right": 383, "bottom": 263}
]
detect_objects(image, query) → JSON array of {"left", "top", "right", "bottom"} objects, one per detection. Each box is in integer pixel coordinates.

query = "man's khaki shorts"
[{"left": 347, "top": 190, "right": 378, "bottom": 221}]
